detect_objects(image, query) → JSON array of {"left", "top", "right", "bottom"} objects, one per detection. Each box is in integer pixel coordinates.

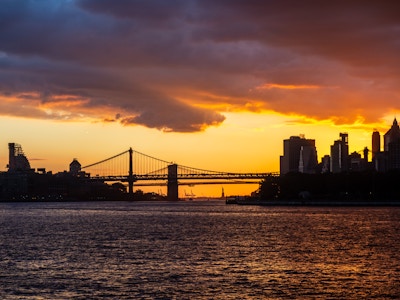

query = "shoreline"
[{"left": 234, "top": 199, "right": 400, "bottom": 207}]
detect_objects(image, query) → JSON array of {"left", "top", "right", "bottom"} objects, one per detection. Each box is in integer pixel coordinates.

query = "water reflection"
[{"left": 0, "top": 202, "right": 399, "bottom": 299}]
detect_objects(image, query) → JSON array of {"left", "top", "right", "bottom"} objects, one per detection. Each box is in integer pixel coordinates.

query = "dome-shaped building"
[{"left": 69, "top": 159, "right": 81, "bottom": 176}]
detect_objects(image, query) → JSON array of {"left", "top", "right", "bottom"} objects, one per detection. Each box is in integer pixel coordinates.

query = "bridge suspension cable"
[
  {"left": 81, "top": 150, "right": 130, "bottom": 177},
  {"left": 82, "top": 150, "right": 129, "bottom": 169},
  {"left": 132, "top": 150, "right": 171, "bottom": 176},
  {"left": 81, "top": 148, "right": 173, "bottom": 178},
  {"left": 178, "top": 164, "right": 238, "bottom": 176},
  {"left": 80, "top": 148, "right": 275, "bottom": 182}
]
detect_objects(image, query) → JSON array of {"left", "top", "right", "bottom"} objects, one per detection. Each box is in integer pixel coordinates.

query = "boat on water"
[{"left": 225, "top": 196, "right": 249, "bottom": 204}]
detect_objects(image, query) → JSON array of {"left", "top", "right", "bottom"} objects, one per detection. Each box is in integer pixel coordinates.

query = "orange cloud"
[
  {"left": 1, "top": 1, "right": 399, "bottom": 132},
  {"left": 256, "top": 83, "right": 321, "bottom": 90},
  {"left": 0, "top": 93, "right": 116, "bottom": 122},
  {"left": 45, "top": 95, "right": 90, "bottom": 105}
]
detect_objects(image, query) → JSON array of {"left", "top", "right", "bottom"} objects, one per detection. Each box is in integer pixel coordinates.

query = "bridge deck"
[{"left": 89, "top": 173, "right": 278, "bottom": 182}]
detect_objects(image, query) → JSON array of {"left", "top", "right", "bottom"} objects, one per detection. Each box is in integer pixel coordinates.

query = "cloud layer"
[{"left": 1, "top": 0, "right": 399, "bottom": 131}]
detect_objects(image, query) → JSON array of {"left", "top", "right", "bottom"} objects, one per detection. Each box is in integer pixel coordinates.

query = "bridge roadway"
[{"left": 90, "top": 172, "right": 278, "bottom": 182}]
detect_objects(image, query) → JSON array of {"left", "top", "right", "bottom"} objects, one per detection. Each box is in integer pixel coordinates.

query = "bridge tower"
[
  {"left": 128, "top": 148, "right": 134, "bottom": 199},
  {"left": 167, "top": 163, "right": 179, "bottom": 201}
]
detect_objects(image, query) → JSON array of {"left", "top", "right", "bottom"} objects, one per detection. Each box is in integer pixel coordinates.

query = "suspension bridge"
[{"left": 81, "top": 148, "right": 277, "bottom": 200}]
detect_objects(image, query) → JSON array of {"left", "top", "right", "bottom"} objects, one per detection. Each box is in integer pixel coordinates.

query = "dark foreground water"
[{"left": 1, "top": 201, "right": 399, "bottom": 299}]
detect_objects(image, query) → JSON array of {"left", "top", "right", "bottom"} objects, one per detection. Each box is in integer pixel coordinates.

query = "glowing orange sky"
[{"left": 0, "top": 1, "right": 399, "bottom": 196}]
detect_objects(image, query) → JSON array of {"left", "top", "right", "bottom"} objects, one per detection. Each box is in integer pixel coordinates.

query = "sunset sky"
[{"left": 1, "top": 1, "right": 400, "bottom": 196}]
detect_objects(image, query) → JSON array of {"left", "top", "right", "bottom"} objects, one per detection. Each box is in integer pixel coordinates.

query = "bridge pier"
[{"left": 167, "top": 164, "right": 179, "bottom": 201}]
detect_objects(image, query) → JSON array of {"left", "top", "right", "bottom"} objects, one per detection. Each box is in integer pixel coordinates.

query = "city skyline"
[
  {"left": 1, "top": 1, "right": 400, "bottom": 196},
  {"left": 1, "top": 120, "right": 395, "bottom": 198}
]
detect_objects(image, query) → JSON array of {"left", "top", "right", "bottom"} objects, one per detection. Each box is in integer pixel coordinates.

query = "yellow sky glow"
[{"left": 0, "top": 110, "right": 390, "bottom": 197}]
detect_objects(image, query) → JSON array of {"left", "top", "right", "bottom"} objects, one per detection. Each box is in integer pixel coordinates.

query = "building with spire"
[
  {"left": 384, "top": 118, "right": 400, "bottom": 152},
  {"left": 385, "top": 118, "right": 400, "bottom": 170},
  {"left": 373, "top": 118, "right": 400, "bottom": 171}
]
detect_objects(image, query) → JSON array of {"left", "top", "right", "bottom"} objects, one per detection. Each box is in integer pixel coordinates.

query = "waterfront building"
[
  {"left": 349, "top": 151, "right": 364, "bottom": 172},
  {"left": 388, "top": 139, "right": 400, "bottom": 170},
  {"left": 8, "top": 143, "right": 31, "bottom": 172},
  {"left": 374, "top": 152, "right": 387, "bottom": 172},
  {"left": 320, "top": 155, "right": 330, "bottom": 173},
  {"left": 348, "top": 147, "right": 370, "bottom": 172},
  {"left": 330, "top": 133, "right": 349, "bottom": 173},
  {"left": 69, "top": 159, "right": 82, "bottom": 176},
  {"left": 280, "top": 135, "right": 317, "bottom": 174}
]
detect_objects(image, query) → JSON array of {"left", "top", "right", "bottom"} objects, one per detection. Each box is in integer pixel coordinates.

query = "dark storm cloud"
[
  {"left": 0, "top": 0, "right": 399, "bottom": 130},
  {"left": 194, "top": 0, "right": 400, "bottom": 68},
  {"left": 78, "top": 0, "right": 188, "bottom": 22},
  {"left": 121, "top": 105, "right": 226, "bottom": 133}
]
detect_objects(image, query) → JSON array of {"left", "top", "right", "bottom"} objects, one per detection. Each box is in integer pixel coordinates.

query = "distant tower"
[
  {"left": 363, "top": 147, "right": 369, "bottom": 164},
  {"left": 69, "top": 158, "right": 81, "bottom": 176},
  {"left": 372, "top": 130, "right": 380, "bottom": 159}
]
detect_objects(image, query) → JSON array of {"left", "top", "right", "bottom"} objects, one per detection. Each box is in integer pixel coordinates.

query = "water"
[{"left": 1, "top": 201, "right": 399, "bottom": 299}]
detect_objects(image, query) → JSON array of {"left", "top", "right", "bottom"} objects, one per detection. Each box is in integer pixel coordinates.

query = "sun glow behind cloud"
[
  {"left": 256, "top": 83, "right": 322, "bottom": 90},
  {"left": 0, "top": 110, "right": 396, "bottom": 197}
]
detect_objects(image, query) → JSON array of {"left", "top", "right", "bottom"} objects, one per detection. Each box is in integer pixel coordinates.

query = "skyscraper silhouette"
[
  {"left": 280, "top": 136, "right": 317, "bottom": 174},
  {"left": 330, "top": 133, "right": 349, "bottom": 173},
  {"left": 372, "top": 130, "right": 380, "bottom": 160},
  {"left": 384, "top": 118, "right": 400, "bottom": 151}
]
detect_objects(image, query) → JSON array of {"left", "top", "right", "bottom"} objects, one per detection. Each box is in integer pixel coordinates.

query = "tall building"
[
  {"left": 383, "top": 118, "right": 400, "bottom": 170},
  {"left": 8, "top": 143, "right": 31, "bottom": 172},
  {"left": 299, "top": 145, "right": 318, "bottom": 174},
  {"left": 372, "top": 130, "right": 380, "bottom": 160},
  {"left": 388, "top": 140, "right": 400, "bottom": 170},
  {"left": 348, "top": 147, "right": 369, "bottom": 172},
  {"left": 280, "top": 136, "right": 317, "bottom": 174},
  {"left": 330, "top": 133, "right": 349, "bottom": 173},
  {"left": 384, "top": 118, "right": 400, "bottom": 151},
  {"left": 320, "top": 155, "right": 331, "bottom": 173}
]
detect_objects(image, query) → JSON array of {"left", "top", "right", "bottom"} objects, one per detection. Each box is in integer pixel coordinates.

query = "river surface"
[{"left": 0, "top": 201, "right": 399, "bottom": 299}]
